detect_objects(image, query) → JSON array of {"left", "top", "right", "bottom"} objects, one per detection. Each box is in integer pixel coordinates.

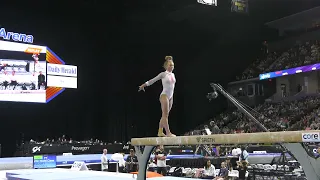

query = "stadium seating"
[
  {"left": 188, "top": 40, "right": 320, "bottom": 137},
  {"left": 188, "top": 94, "right": 320, "bottom": 137},
  {"left": 236, "top": 40, "right": 320, "bottom": 80}
]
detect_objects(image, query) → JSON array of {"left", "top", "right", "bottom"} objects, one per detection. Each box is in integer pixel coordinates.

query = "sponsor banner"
[
  {"left": 26, "top": 144, "right": 320, "bottom": 157},
  {"left": 25, "top": 144, "right": 197, "bottom": 156},
  {"left": 246, "top": 145, "right": 283, "bottom": 153},
  {"left": 47, "top": 63, "right": 77, "bottom": 77},
  {"left": 71, "top": 146, "right": 90, "bottom": 151},
  {"left": 0, "top": 40, "right": 45, "bottom": 53},
  {"left": 311, "top": 147, "right": 320, "bottom": 154},
  {"left": 25, "top": 144, "right": 134, "bottom": 155},
  {"left": 302, "top": 132, "right": 320, "bottom": 142},
  {"left": 26, "top": 144, "right": 284, "bottom": 156},
  {"left": 253, "top": 151, "right": 267, "bottom": 154},
  {"left": 0, "top": 91, "right": 46, "bottom": 103},
  {"left": 259, "top": 62, "right": 320, "bottom": 80},
  {"left": 47, "top": 75, "right": 77, "bottom": 89},
  {"left": 165, "top": 146, "right": 195, "bottom": 155},
  {"left": 196, "top": 137, "right": 215, "bottom": 143},
  {"left": 0, "top": 90, "right": 45, "bottom": 94},
  {"left": 122, "top": 145, "right": 130, "bottom": 150}
]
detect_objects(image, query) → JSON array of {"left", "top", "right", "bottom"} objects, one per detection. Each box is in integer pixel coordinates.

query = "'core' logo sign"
[{"left": 302, "top": 133, "right": 320, "bottom": 142}]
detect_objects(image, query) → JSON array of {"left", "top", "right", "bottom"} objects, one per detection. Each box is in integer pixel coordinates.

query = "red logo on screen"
[{"left": 25, "top": 47, "right": 42, "bottom": 54}]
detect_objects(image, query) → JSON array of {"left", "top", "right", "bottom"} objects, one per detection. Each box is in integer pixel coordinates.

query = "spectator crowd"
[
  {"left": 187, "top": 94, "right": 320, "bottom": 136},
  {"left": 28, "top": 135, "right": 106, "bottom": 145},
  {"left": 236, "top": 40, "right": 320, "bottom": 81},
  {"left": 188, "top": 39, "right": 320, "bottom": 137}
]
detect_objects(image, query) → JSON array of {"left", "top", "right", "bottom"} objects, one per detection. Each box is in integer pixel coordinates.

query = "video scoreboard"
[{"left": 0, "top": 27, "right": 77, "bottom": 103}]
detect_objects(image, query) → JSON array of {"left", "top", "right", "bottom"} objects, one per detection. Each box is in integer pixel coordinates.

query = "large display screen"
[
  {"left": 197, "top": 0, "right": 217, "bottom": 6},
  {"left": 259, "top": 62, "right": 320, "bottom": 80},
  {"left": 231, "top": 0, "right": 249, "bottom": 13},
  {"left": 33, "top": 155, "right": 57, "bottom": 169},
  {"left": 0, "top": 40, "right": 46, "bottom": 103}
]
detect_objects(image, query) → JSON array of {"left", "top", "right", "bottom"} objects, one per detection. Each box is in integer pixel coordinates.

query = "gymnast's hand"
[{"left": 138, "top": 83, "right": 146, "bottom": 92}]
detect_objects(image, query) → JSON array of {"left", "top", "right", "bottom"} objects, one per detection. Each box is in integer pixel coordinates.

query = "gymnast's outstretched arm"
[{"left": 139, "top": 72, "right": 165, "bottom": 91}]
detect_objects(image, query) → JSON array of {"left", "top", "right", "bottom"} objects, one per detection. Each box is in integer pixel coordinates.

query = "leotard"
[{"left": 145, "top": 71, "right": 176, "bottom": 99}]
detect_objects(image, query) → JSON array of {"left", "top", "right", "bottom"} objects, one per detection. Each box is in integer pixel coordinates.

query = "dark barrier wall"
[
  {"left": 21, "top": 144, "right": 196, "bottom": 156},
  {"left": 20, "top": 144, "right": 316, "bottom": 157},
  {"left": 167, "top": 157, "right": 237, "bottom": 169},
  {"left": 246, "top": 145, "right": 283, "bottom": 153},
  {"left": 23, "top": 143, "right": 134, "bottom": 156}
]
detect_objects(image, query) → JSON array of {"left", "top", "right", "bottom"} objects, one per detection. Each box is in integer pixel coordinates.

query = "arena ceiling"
[
  {"left": 2, "top": 0, "right": 320, "bottom": 50},
  {"left": 266, "top": 6, "right": 320, "bottom": 30},
  {"left": 116, "top": 0, "right": 320, "bottom": 28}
]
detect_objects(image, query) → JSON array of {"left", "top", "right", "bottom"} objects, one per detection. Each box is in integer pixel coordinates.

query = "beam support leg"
[
  {"left": 283, "top": 143, "right": 320, "bottom": 180},
  {"left": 134, "top": 145, "right": 156, "bottom": 180}
]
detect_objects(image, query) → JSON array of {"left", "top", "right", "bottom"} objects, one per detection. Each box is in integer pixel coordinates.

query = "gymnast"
[{"left": 139, "top": 56, "right": 176, "bottom": 137}]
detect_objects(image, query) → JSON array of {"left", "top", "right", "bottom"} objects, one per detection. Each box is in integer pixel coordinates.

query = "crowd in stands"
[
  {"left": 188, "top": 39, "right": 320, "bottom": 137},
  {"left": 236, "top": 40, "right": 320, "bottom": 81},
  {"left": 291, "top": 104, "right": 320, "bottom": 131},
  {"left": 28, "top": 135, "right": 107, "bottom": 145},
  {"left": 187, "top": 94, "right": 320, "bottom": 136}
]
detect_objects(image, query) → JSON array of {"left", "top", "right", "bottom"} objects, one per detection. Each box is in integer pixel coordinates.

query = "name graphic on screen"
[
  {"left": 0, "top": 40, "right": 47, "bottom": 103},
  {"left": 47, "top": 64, "right": 77, "bottom": 77},
  {"left": 0, "top": 28, "right": 33, "bottom": 43},
  {"left": 47, "top": 75, "right": 77, "bottom": 89},
  {"left": 33, "top": 155, "right": 57, "bottom": 169}
]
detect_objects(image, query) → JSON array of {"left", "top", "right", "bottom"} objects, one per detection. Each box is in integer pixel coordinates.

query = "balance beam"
[
  {"left": 132, "top": 130, "right": 320, "bottom": 180},
  {"left": 131, "top": 130, "right": 320, "bottom": 146}
]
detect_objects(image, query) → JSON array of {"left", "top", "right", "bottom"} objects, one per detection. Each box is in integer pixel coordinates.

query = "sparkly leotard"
[{"left": 145, "top": 71, "right": 176, "bottom": 99}]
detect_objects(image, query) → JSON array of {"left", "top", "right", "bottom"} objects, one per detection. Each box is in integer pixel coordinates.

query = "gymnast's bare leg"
[
  {"left": 168, "top": 97, "right": 174, "bottom": 135},
  {"left": 158, "top": 94, "right": 175, "bottom": 137}
]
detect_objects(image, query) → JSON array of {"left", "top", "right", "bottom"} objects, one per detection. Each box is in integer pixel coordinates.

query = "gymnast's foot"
[
  {"left": 157, "top": 132, "right": 166, "bottom": 137},
  {"left": 158, "top": 128, "right": 166, "bottom": 137},
  {"left": 166, "top": 133, "right": 176, "bottom": 137}
]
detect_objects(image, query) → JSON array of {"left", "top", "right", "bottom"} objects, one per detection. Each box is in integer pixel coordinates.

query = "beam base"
[
  {"left": 133, "top": 143, "right": 320, "bottom": 179},
  {"left": 134, "top": 145, "right": 156, "bottom": 180},
  {"left": 283, "top": 143, "right": 320, "bottom": 180}
]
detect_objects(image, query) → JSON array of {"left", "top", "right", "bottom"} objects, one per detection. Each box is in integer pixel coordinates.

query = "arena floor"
[
  {"left": 1, "top": 168, "right": 188, "bottom": 180},
  {"left": 0, "top": 153, "right": 297, "bottom": 179}
]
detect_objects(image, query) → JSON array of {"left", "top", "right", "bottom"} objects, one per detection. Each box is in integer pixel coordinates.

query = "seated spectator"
[
  {"left": 224, "top": 157, "right": 233, "bottom": 171},
  {"left": 201, "top": 159, "right": 216, "bottom": 179},
  {"left": 214, "top": 162, "right": 228, "bottom": 180},
  {"left": 237, "top": 161, "right": 248, "bottom": 180}
]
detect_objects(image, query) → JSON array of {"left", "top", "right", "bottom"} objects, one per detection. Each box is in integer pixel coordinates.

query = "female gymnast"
[{"left": 139, "top": 56, "right": 176, "bottom": 137}]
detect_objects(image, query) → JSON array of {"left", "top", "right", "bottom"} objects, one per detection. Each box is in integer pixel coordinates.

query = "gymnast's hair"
[{"left": 163, "top": 56, "right": 173, "bottom": 69}]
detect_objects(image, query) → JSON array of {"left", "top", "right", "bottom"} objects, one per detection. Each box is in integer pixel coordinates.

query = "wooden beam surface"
[{"left": 131, "top": 131, "right": 320, "bottom": 146}]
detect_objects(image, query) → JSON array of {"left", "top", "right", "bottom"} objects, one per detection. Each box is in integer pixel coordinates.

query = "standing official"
[
  {"left": 101, "top": 149, "right": 108, "bottom": 171},
  {"left": 37, "top": 71, "right": 46, "bottom": 90},
  {"left": 155, "top": 145, "right": 167, "bottom": 176}
]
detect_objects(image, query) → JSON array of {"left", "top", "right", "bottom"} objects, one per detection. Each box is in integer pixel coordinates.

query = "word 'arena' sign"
[{"left": 0, "top": 28, "right": 34, "bottom": 43}]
